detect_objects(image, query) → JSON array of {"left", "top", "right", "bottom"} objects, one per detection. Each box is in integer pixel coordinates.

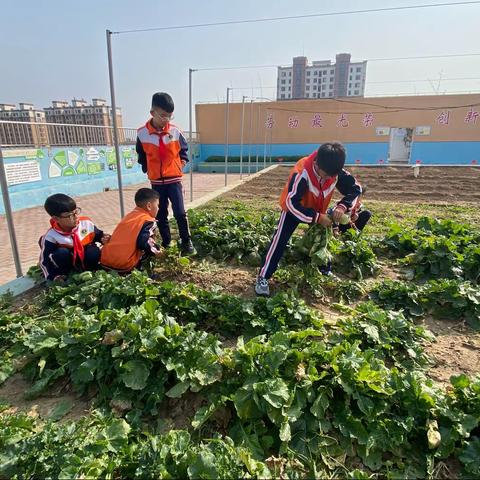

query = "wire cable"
[{"left": 112, "top": 1, "right": 480, "bottom": 34}]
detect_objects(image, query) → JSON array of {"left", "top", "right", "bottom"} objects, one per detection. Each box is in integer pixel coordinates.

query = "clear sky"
[{"left": 1, "top": 0, "right": 480, "bottom": 128}]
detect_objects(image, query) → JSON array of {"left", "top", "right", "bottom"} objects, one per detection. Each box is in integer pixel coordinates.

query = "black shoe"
[{"left": 179, "top": 239, "right": 196, "bottom": 256}]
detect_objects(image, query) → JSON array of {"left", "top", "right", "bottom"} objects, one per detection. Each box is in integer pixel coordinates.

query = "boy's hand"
[
  {"left": 317, "top": 214, "right": 332, "bottom": 227},
  {"left": 101, "top": 234, "right": 111, "bottom": 245},
  {"left": 181, "top": 160, "right": 187, "bottom": 168},
  {"left": 53, "top": 275, "right": 67, "bottom": 283},
  {"left": 332, "top": 207, "right": 346, "bottom": 224}
]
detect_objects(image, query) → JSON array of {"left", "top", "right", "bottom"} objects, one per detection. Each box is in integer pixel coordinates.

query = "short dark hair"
[
  {"left": 44, "top": 193, "right": 76, "bottom": 217},
  {"left": 135, "top": 188, "right": 159, "bottom": 206},
  {"left": 315, "top": 142, "right": 346, "bottom": 176},
  {"left": 151, "top": 92, "right": 174, "bottom": 113}
]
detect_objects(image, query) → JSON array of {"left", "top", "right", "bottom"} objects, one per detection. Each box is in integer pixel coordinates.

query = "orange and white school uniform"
[
  {"left": 100, "top": 207, "right": 160, "bottom": 272},
  {"left": 258, "top": 151, "right": 362, "bottom": 280},
  {"left": 39, "top": 216, "right": 103, "bottom": 281},
  {"left": 136, "top": 120, "right": 191, "bottom": 249}
]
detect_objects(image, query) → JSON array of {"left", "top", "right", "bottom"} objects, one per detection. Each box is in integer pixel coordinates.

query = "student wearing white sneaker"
[{"left": 255, "top": 143, "right": 361, "bottom": 297}]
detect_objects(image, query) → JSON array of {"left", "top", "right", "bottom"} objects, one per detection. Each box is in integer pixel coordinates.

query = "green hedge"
[{"left": 204, "top": 155, "right": 304, "bottom": 163}]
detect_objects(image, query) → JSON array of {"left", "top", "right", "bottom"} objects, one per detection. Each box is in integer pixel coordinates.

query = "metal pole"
[
  {"left": 189, "top": 68, "right": 195, "bottom": 202},
  {"left": 106, "top": 29, "right": 125, "bottom": 218},
  {"left": 255, "top": 105, "right": 260, "bottom": 173},
  {"left": 269, "top": 127, "right": 273, "bottom": 164},
  {"left": 263, "top": 111, "right": 267, "bottom": 170},
  {"left": 248, "top": 99, "right": 254, "bottom": 175},
  {"left": 239, "top": 96, "right": 246, "bottom": 180},
  {"left": 0, "top": 148, "right": 22, "bottom": 277},
  {"left": 224, "top": 87, "right": 230, "bottom": 186}
]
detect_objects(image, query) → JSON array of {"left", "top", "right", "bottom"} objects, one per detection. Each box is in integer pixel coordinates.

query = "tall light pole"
[
  {"left": 106, "top": 29, "right": 125, "bottom": 218},
  {"left": 239, "top": 95, "right": 246, "bottom": 179},
  {"left": 224, "top": 87, "right": 231, "bottom": 186},
  {"left": 188, "top": 68, "right": 196, "bottom": 202}
]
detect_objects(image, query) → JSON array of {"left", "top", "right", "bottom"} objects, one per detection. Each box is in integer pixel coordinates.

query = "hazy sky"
[{"left": 2, "top": 0, "right": 480, "bottom": 128}]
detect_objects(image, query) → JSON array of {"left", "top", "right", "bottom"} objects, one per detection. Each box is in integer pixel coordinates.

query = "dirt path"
[{"left": 224, "top": 165, "right": 480, "bottom": 203}]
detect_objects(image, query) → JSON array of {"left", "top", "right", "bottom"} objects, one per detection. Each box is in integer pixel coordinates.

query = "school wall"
[
  {"left": 0, "top": 143, "right": 202, "bottom": 214},
  {"left": 196, "top": 94, "right": 480, "bottom": 165}
]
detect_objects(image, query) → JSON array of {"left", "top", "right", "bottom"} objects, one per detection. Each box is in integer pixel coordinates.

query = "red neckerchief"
[
  {"left": 304, "top": 152, "right": 326, "bottom": 211},
  {"left": 50, "top": 218, "right": 85, "bottom": 266},
  {"left": 148, "top": 119, "right": 171, "bottom": 158}
]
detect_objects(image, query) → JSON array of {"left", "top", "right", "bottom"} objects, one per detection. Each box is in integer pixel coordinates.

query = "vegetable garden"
[{"left": 1, "top": 166, "right": 479, "bottom": 479}]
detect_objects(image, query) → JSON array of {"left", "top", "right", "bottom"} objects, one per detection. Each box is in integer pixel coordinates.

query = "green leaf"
[
  {"left": 310, "top": 388, "right": 330, "bottom": 419},
  {"left": 260, "top": 379, "right": 290, "bottom": 409},
  {"left": 165, "top": 381, "right": 190, "bottom": 398},
  {"left": 48, "top": 399, "right": 74, "bottom": 421},
  {"left": 459, "top": 437, "right": 480, "bottom": 475},
  {"left": 120, "top": 360, "right": 150, "bottom": 390},
  {"left": 279, "top": 420, "right": 291, "bottom": 442},
  {"left": 451, "top": 374, "right": 470, "bottom": 389}
]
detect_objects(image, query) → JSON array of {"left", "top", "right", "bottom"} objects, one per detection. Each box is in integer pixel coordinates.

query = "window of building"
[
  {"left": 306, "top": 86, "right": 310, "bottom": 91},
  {"left": 281, "top": 79, "right": 286, "bottom": 84},
  {"left": 282, "top": 72, "right": 286, "bottom": 77},
  {"left": 306, "top": 71, "right": 311, "bottom": 76},
  {"left": 355, "top": 83, "right": 360, "bottom": 88},
  {"left": 314, "top": 70, "right": 318, "bottom": 75},
  {"left": 323, "top": 78, "right": 326, "bottom": 83},
  {"left": 321, "top": 93, "right": 326, "bottom": 97},
  {"left": 356, "top": 74, "right": 361, "bottom": 80},
  {"left": 349, "top": 75, "right": 352, "bottom": 81},
  {"left": 306, "top": 78, "right": 310, "bottom": 83},
  {"left": 329, "top": 92, "right": 333, "bottom": 97},
  {"left": 288, "top": 71, "right": 292, "bottom": 76},
  {"left": 356, "top": 67, "right": 361, "bottom": 72},
  {"left": 330, "top": 69, "right": 334, "bottom": 74},
  {"left": 354, "top": 90, "right": 360, "bottom": 95},
  {"left": 281, "top": 94, "right": 285, "bottom": 99},
  {"left": 281, "top": 87, "right": 286, "bottom": 92}
]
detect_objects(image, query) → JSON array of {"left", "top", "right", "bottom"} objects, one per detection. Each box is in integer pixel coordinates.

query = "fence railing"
[{"left": 0, "top": 120, "right": 199, "bottom": 148}]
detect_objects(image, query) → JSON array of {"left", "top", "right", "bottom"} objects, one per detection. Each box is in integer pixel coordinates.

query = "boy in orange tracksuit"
[
  {"left": 136, "top": 92, "right": 195, "bottom": 255},
  {"left": 39, "top": 193, "right": 109, "bottom": 281},
  {"left": 255, "top": 143, "right": 362, "bottom": 297},
  {"left": 100, "top": 188, "right": 162, "bottom": 272}
]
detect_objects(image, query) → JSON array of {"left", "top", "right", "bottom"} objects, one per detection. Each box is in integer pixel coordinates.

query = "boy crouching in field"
[
  {"left": 100, "top": 188, "right": 162, "bottom": 272},
  {"left": 39, "top": 194, "right": 109, "bottom": 282},
  {"left": 255, "top": 143, "right": 362, "bottom": 297}
]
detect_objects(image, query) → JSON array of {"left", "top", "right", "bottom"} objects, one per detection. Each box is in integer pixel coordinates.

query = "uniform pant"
[
  {"left": 259, "top": 211, "right": 300, "bottom": 280},
  {"left": 151, "top": 182, "right": 191, "bottom": 247},
  {"left": 51, "top": 244, "right": 101, "bottom": 277}
]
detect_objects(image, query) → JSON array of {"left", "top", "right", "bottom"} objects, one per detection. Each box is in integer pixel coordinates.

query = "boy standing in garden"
[
  {"left": 255, "top": 143, "right": 362, "bottom": 297},
  {"left": 136, "top": 92, "right": 195, "bottom": 256}
]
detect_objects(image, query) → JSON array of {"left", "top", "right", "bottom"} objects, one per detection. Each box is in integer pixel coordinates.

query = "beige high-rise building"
[
  {"left": 0, "top": 98, "right": 125, "bottom": 147},
  {"left": 277, "top": 53, "right": 367, "bottom": 100},
  {"left": 0, "top": 103, "right": 49, "bottom": 146},
  {"left": 44, "top": 98, "right": 124, "bottom": 145}
]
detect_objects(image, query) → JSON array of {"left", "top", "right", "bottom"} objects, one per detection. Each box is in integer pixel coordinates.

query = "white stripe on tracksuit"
[
  {"left": 260, "top": 210, "right": 287, "bottom": 278},
  {"left": 285, "top": 173, "right": 313, "bottom": 223}
]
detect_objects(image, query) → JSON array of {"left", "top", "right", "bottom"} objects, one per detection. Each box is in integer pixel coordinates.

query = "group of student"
[{"left": 39, "top": 92, "right": 370, "bottom": 297}]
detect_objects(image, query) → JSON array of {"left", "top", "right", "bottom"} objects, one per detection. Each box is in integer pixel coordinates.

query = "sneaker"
[
  {"left": 179, "top": 239, "right": 197, "bottom": 256},
  {"left": 255, "top": 276, "right": 270, "bottom": 297}
]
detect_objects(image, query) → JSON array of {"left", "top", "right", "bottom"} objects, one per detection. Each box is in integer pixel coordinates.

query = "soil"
[
  {"left": 223, "top": 165, "right": 480, "bottom": 203},
  {"left": 0, "top": 374, "right": 91, "bottom": 422},
  {"left": 421, "top": 317, "right": 480, "bottom": 387}
]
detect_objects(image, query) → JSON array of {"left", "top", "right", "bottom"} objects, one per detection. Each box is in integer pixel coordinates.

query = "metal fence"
[
  {"left": 0, "top": 120, "right": 199, "bottom": 148},
  {"left": 0, "top": 121, "right": 200, "bottom": 280}
]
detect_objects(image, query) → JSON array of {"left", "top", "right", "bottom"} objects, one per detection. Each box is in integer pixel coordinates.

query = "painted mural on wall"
[
  {"left": 3, "top": 145, "right": 138, "bottom": 187},
  {"left": 47, "top": 146, "right": 137, "bottom": 180}
]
